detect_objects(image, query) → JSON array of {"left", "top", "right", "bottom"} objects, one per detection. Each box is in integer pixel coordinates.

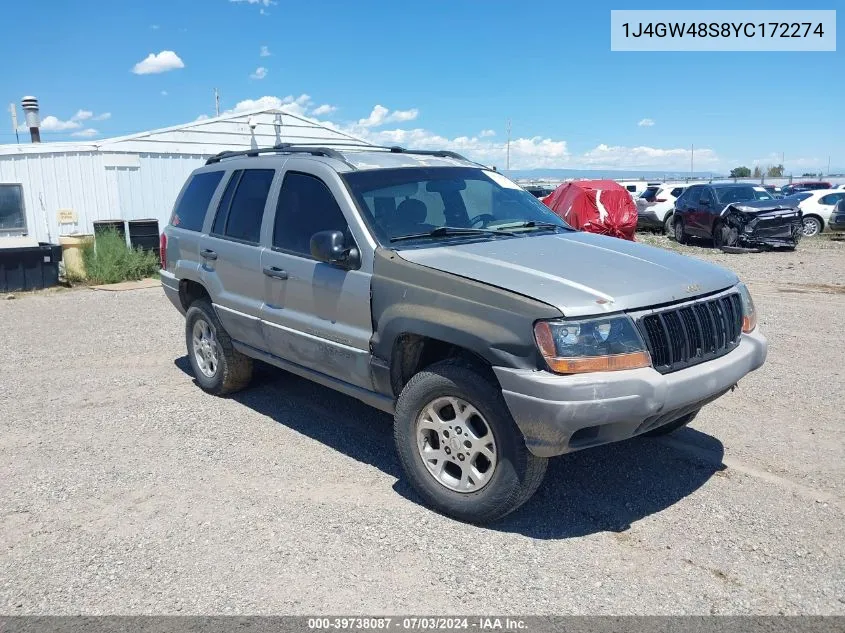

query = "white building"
[{"left": 0, "top": 108, "right": 373, "bottom": 244}]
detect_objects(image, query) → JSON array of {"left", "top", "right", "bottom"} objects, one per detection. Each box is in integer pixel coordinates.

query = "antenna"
[
  {"left": 214, "top": 88, "right": 220, "bottom": 117},
  {"left": 506, "top": 119, "right": 511, "bottom": 171},
  {"left": 9, "top": 103, "right": 19, "bottom": 144}
]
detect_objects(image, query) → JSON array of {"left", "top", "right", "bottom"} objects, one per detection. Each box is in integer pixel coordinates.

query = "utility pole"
[
  {"left": 690, "top": 144, "right": 694, "bottom": 176},
  {"left": 827, "top": 156, "right": 831, "bottom": 177},
  {"left": 214, "top": 89, "right": 220, "bottom": 117},
  {"left": 506, "top": 119, "right": 511, "bottom": 171}
]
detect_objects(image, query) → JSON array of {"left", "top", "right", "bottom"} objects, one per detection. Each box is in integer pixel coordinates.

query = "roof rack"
[
  {"left": 204, "top": 143, "right": 483, "bottom": 169},
  {"left": 205, "top": 143, "right": 358, "bottom": 167}
]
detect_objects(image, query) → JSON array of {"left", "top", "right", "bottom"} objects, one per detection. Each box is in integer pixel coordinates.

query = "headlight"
[
  {"left": 737, "top": 282, "right": 757, "bottom": 333},
  {"left": 533, "top": 315, "right": 651, "bottom": 374}
]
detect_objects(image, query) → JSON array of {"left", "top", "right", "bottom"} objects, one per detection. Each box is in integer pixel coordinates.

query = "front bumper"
[{"left": 494, "top": 328, "right": 767, "bottom": 457}]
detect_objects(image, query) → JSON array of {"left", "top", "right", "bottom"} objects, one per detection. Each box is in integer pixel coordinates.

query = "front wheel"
[
  {"left": 674, "top": 217, "right": 688, "bottom": 244},
  {"left": 663, "top": 214, "right": 674, "bottom": 237},
  {"left": 394, "top": 360, "right": 548, "bottom": 524}
]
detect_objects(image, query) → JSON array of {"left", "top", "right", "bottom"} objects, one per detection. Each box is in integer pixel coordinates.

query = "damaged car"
[
  {"left": 715, "top": 200, "right": 803, "bottom": 251},
  {"left": 674, "top": 182, "right": 802, "bottom": 250}
]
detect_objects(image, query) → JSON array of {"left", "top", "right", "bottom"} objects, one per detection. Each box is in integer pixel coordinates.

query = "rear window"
[
  {"left": 171, "top": 171, "right": 224, "bottom": 231},
  {"left": 640, "top": 186, "right": 660, "bottom": 201}
]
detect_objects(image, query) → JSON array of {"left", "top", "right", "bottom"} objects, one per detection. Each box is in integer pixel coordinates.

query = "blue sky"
[{"left": 1, "top": 0, "right": 841, "bottom": 172}]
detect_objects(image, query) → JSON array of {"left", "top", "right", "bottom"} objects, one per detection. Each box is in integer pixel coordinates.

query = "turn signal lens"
[
  {"left": 534, "top": 316, "right": 652, "bottom": 375},
  {"left": 737, "top": 283, "right": 757, "bottom": 333}
]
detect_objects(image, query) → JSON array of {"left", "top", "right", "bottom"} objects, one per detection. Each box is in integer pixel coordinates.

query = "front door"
[
  {"left": 200, "top": 168, "right": 277, "bottom": 351},
  {"left": 259, "top": 170, "right": 374, "bottom": 390}
]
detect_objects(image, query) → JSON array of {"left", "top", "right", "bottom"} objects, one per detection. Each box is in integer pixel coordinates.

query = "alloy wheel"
[
  {"left": 192, "top": 318, "right": 219, "bottom": 378},
  {"left": 415, "top": 396, "right": 497, "bottom": 493}
]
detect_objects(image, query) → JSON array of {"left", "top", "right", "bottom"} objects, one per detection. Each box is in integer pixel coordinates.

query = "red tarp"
[{"left": 542, "top": 179, "right": 637, "bottom": 241}]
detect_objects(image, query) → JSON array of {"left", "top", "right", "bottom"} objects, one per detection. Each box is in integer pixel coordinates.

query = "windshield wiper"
[
  {"left": 390, "top": 226, "right": 515, "bottom": 243},
  {"left": 493, "top": 221, "right": 567, "bottom": 232}
]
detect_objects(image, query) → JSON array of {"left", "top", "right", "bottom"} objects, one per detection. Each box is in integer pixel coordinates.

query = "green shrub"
[{"left": 80, "top": 229, "right": 160, "bottom": 285}]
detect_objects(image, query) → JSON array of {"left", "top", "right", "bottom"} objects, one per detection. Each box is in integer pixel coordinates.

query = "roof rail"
[
  {"left": 205, "top": 143, "right": 358, "bottom": 167},
  {"left": 384, "top": 146, "right": 477, "bottom": 163}
]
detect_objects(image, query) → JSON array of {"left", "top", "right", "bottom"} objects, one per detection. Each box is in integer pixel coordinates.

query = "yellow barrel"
[{"left": 59, "top": 234, "right": 93, "bottom": 279}]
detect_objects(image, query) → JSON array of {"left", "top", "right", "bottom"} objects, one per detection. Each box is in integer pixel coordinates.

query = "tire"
[
  {"left": 674, "top": 217, "right": 688, "bottom": 244},
  {"left": 663, "top": 214, "right": 674, "bottom": 237},
  {"left": 643, "top": 410, "right": 699, "bottom": 437},
  {"left": 713, "top": 222, "right": 732, "bottom": 249},
  {"left": 185, "top": 299, "right": 253, "bottom": 395},
  {"left": 394, "top": 359, "right": 548, "bottom": 524},
  {"left": 801, "top": 215, "right": 822, "bottom": 237}
]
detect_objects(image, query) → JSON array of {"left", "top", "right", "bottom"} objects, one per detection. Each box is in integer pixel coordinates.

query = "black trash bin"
[
  {"left": 0, "top": 242, "right": 63, "bottom": 292},
  {"left": 128, "top": 219, "right": 161, "bottom": 262},
  {"left": 93, "top": 220, "right": 126, "bottom": 241}
]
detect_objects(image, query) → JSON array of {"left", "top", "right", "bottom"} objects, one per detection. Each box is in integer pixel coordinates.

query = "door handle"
[
  {"left": 263, "top": 266, "right": 289, "bottom": 280},
  {"left": 200, "top": 249, "right": 218, "bottom": 261}
]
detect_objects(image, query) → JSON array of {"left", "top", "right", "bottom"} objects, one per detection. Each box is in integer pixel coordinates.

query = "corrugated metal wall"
[{"left": 0, "top": 151, "right": 205, "bottom": 243}]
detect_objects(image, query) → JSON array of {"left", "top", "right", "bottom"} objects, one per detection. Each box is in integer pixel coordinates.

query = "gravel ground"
[{"left": 1, "top": 236, "right": 844, "bottom": 615}]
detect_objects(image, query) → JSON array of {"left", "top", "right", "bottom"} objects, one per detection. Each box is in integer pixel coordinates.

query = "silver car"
[{"left": 160, "top": 145, "right": 767, "bottom": 523}]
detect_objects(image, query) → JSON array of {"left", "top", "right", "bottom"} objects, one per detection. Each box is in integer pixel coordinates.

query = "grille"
[{"left": 638, "top": 293, "right": 743, "bottom": 374}]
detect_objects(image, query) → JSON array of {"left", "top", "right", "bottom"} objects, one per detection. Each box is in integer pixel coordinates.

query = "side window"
[
  {"left": 703, "top": 187, "right": 718, "bottom": 207},
  {"left": 626, "top": 185, "right": 637, "bottom": 192},
  {"left": 0, "top": 184, "right": 26, "bottom": 233},
  {"left": 273, "top": 172, "right": 349, "bottom": 257},
  {"left": 670, "top": 187, "right": 685, "bottom": 198},
  {"left": 213, "top": 169, "right": 275, "bottom": 243},
  {"left": 819, "top": 193, "right": 843, "bottom": 205},
  {"left": 212, "top": 171, "right": 241, "bottom": 235},
  {"left": 171, "top": 171, "right": 224, "bottom": 231}
]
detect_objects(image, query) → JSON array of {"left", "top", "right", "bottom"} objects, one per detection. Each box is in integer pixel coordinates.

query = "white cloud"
[
  {"left": 39, "top": 115, "right": 82, "bottom": 131},
  {"left": 250, "top": 67, "right": 268, "bottom": 80},
  {"left": 580, "top": 144, "right": 718, "bottom": 169},
  {"left": 751, "top": 153, "right": 819, "bottom": 171},
  {"left": 638, "top": 118, "right": 655, "bottom": 127},
  {"left": 311, "top": 104, "right": 337, "bottom": 116},
  {"left": 224, "top": 94, "right": 314, "bottom": 117},
  {"left": 73, "top": 109, "right": 93, "bottom": 121},
  {"left": 71, "top": 128, "right": 99, "bottom": 138},
  {"left": 260, "top": 45, "right": 271, "bottom": 57},
  {"left": 150, "top": 24, "right": 160, "bottom": 30},
  {"left": 480, "top": 129, "right": 496, "bottom": 137},
  {"left": 93, "top": 112, "right": 111, "bottom": 121},
  {"left": 161, "top": 90, "right": 168, "bottom": 96},
  {"left": 357, "top": 105, "right": 419, "bottom": 128},
  {"left": 132, "top": 50, "right": 185, "bottom": 75}
]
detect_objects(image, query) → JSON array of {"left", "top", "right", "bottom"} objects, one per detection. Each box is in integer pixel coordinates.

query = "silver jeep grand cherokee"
[{"left": 160, "top": 144, "right": 767, "bottom": 523}]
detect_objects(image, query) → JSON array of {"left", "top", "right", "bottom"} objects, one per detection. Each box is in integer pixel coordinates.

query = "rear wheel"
[
  {"left": 394, "top": 359, "right": 548, "bottom": 524},
  {"left": 674, "top": 217, "right": 688, "bottom": 244},
  {"left": 185, "top": 299, "right": 253, "bottom": 395},
  {"left": 802, "top": 215, "right": 822, "bottom": 237}
]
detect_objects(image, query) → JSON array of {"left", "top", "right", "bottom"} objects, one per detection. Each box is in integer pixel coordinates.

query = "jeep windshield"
[{"left": 342, "top": 167, "right": 571, "bottom": 246}]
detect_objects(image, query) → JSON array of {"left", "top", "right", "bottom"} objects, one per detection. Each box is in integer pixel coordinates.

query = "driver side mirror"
[{"left": 310, "top": 230, "right": 360, "bottom": 269}]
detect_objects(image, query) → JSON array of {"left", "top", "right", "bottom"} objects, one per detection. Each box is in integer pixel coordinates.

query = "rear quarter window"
[{"left": 171, "top": 171, "right": 224, "bottom": 231}]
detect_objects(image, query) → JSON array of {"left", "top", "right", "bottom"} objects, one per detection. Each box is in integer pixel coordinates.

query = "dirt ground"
[{"left": 1, "top": 236, "right": 843, "bottom": 615}]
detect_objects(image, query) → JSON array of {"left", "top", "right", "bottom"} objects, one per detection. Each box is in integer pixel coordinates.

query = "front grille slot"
[{"left": 638, "top": 293, "right": 743, "bottom": 374}]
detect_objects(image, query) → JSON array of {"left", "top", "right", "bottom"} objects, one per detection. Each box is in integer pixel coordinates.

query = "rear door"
[
  {"left": 199, "top": 167, "right": 277, "bottom": 351},
  {"left": 678, "top": 185, "right": 701, "bottom": 233},
  {"left": 259, "top": 164, "right": 374, "bottom": 390}
]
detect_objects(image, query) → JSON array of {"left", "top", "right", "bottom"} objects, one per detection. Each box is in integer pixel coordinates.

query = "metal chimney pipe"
[{"left": 21, "top": 96, "right": 41, "bottom": 143}]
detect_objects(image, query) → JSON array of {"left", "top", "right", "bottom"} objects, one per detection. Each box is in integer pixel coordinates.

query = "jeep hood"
[{"left": 396, "top": 232, "right": 738, "bottom": 317}]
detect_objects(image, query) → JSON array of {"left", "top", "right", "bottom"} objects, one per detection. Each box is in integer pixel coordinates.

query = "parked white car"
[
  {"left": 636, "top": 183, "right": 689, "bottom": 235},
  {"left": 796, "top": 189, "right": 845, "bottom": 236}
]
